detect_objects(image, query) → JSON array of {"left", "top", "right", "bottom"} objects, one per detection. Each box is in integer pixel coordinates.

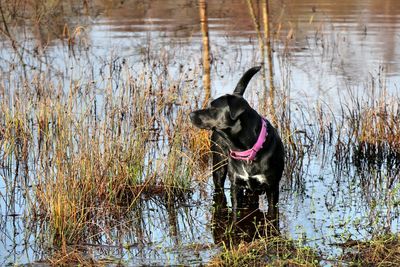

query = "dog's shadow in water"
[{"left": 211, "top": 191, "right": 279, "bottom": 246}]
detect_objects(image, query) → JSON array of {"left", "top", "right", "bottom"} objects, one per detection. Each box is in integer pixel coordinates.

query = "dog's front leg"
[
  {"left": 212, "top": 153, "right": 227, "bottom": 207},
  {"left": 231, "top": 179, "right": 238, "bottom": 222},
  {"left": 212, "top": 159, "right": 226, "bottom": 195},
  {"left": 211, "top": 132, "right": 228, "bottom": 195},
  {"left": 266, "top": 186, "right": 280, "bottom": 233}
]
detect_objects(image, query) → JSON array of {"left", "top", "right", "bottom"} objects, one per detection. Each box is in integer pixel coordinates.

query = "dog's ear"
[{"left": 227, "top": 95, "right": 249, "bottom": 120}]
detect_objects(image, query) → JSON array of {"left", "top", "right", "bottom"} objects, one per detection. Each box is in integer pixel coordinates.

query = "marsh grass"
[
  {"left": 346, "top": 94, "right": 400, "bottom": 179},
  {"left": 208, "top": 235, "right": 320, "bottom": 267},
  {"left": 1, "top": 56, "right": 400, "bottom": 265},
  {"left": 0, "top": 57, "right": 210, "bottom": 261},
  {"left": 1, "top": 1, "right": 400, "bottom": 265},
  {"left": 272, "top": 73, "right": 400, "bottom": 191},
  {"left": 339, "top": 234, "right": 400, "bottom": 266}
]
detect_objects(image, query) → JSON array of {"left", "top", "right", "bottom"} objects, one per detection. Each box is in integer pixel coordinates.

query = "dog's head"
[
  {"left": 189, "top": 94, "right": 251, "bottom": 131},
  {"left": 190, "top": 66, "right": 261, "bottom": 132}
]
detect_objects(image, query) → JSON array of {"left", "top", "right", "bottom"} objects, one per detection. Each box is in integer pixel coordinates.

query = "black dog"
[{"left": 190, "top": 66, "right": 284, "bottom": 224}]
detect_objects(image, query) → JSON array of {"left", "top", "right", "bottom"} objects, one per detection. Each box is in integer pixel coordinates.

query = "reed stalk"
[
  {"left": 199, "top": 0, "right": 211, "bottom": 107},
  {"left": 246, "top": 0, "right": 267, "bottom": 102},
  {"left": 262, "top": 0, "right": 276, "bottom": 123}
]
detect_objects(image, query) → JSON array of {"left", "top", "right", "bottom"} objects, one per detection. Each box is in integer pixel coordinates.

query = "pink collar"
[{"left": 230, "top": 118, "right": 268, "bottom": 162}]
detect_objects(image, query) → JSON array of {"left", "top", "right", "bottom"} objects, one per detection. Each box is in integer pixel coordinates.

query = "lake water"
[{"left": 1, "top": 0, "right": 400, "bottom": 265}]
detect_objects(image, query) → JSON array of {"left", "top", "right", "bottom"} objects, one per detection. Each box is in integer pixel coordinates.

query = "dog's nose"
[{"left": 189, "top": 112, "right": 196, "bottom": 122}]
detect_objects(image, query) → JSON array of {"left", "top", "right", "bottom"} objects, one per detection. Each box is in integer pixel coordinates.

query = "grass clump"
[
  {"left": 340, "top": 234, "right": 400, "bottom": 266},
  {"left": 348, "top": 95, "right": 400, "bottom": 167},
  {"left": 0, "top": 60, "right": 204, "bottom": 261},
  {"left": 209, "top": 236, "right": 320, "bottom": 267}
]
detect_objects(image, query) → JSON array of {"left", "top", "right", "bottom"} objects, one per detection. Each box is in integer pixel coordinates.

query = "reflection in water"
[
  {"left": 199, "top": 0, "right": 211, "bottom": 105},
  {"left": 1, "top": 0, "right": 400, "bottom": 265},
  {"left": 211, "top": 192, "right": 279, "bottom": 247},
  {"left": 3, "top": 0, "right": 400, "bottom": 81}
]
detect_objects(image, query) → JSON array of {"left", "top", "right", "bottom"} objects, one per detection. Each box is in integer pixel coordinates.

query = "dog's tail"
[{"left": 233, "top": 66, "right": 262, "bottom": 96}]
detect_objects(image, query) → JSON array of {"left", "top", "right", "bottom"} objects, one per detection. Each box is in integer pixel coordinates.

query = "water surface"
[{"left": 1, "top": 0, "right": 400, "bottom": 265}]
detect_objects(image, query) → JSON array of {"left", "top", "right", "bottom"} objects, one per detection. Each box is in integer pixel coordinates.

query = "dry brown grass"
[
  {"left": 0, "top": 62, "right": 206, "bottom": 262},
  {"left": 187, "top": 127, "right": 211, "bottom": 172},
  {"left": 349, "top": 95, "right": 400, "bottom": 152}
]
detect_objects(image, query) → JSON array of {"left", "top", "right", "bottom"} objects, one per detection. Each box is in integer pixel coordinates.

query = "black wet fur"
[
  {"left": 190, "top": 67, "right": 284, "bottom": 226},
  {"left": 233, "top": 66, "right": 262, "bottom": 95}
]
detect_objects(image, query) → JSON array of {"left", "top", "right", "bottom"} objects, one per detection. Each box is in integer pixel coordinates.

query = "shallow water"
[{"left": 1, "top": 0, "right": 400, "bottom": 265}]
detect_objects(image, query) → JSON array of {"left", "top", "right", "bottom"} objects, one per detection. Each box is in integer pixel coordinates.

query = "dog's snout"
[
  {"left": 189, "top": 112, "right": 197, "bottom": 123},
  {"left": 190, "top": 111, "right": 202, "bottom": 126},
  {"left": 190, "top": 111, "right": 208, "bottom": 129}
]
